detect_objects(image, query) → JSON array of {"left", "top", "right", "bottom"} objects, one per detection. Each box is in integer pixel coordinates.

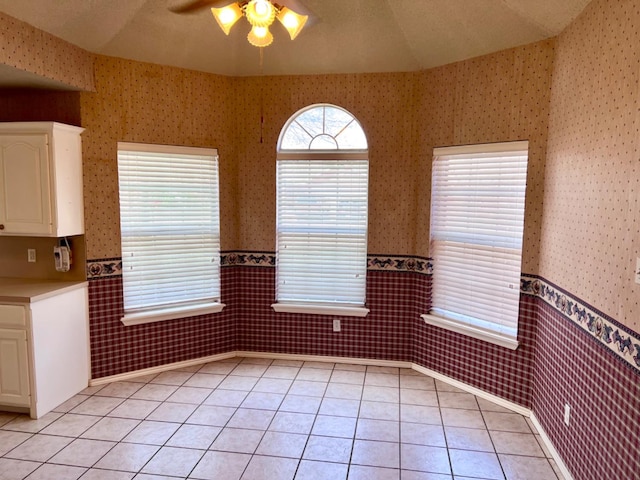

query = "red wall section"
[
  {"left": 533, "top": 301, "right": 640, "bottom": 480},
  {"left": 87, "top": 263, "right": 534, "bottom": 410},
  {"left": 87, "top": 266, "right": 424, "bottom": 377},
  {"left": 87, "top": 269, "right": 237, "bottom": 378},
  {"left": 235, "top": 268, "right": 416, "bottom": 361},
  {"left": 412, "top": 291, "right": 536, "bottom": 408}
]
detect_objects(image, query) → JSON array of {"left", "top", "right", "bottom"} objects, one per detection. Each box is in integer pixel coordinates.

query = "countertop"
[{"left": 0, "top": 277, "right": 88, "bottom": 303}]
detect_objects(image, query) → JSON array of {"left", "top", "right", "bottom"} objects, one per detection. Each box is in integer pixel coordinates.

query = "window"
[
  {"left": 422, "top": 141, "right": 529, "bottom": 349},
  {"left": 117, "top": 143, "right": 223, "bottom": 326},
  {"left": 273, "top": 104, "right": 370, "bottom": 317}
]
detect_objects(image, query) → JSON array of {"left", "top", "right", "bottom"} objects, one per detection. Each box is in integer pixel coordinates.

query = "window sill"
[
  {"left": 272, "top": 303, "right": 369, "bottom": 317},
  {"left": 421, "top": 313, "right": 519, "bottom": 350},
  {"left": 121, "top": 302, "right": 226, "bottom": 326}
]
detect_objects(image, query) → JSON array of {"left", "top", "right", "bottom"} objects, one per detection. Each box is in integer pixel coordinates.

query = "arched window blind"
[
  {"left": 422, "top": 141, "right": 528, "bottom": 349},
  {"left": 273, "top": 104, "right": 369, "bottom": 316}
]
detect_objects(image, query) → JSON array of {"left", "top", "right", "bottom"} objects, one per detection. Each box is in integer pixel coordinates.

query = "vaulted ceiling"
[{"left": 0, "top": 0, "right": 592, "bottom": 80}]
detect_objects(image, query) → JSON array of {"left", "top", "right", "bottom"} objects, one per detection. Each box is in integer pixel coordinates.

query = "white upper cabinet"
[{"left": 0, "top": 122, "right": 85, "bottom": 237}]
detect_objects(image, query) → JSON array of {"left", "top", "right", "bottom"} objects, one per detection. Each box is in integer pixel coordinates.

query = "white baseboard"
[
  {"left": 410, "top": 364, "right": 571, "bottom": 480},
  {"left": 89, "top": 351, "right": 411, "bottom": 385},
  {"left": 235, "top": 351, "right": 413, "bottom": 369},
  {"left": 89, "top": 351, "right": 571, "bottom": 480},
  {"left": 410, "top": 363, "right": 530, "bottom": 416},
  {"left": 88, "top": 351, "right": 236, "bottom": 386},
  {"left": 529, "top": 413, "right": 574, "bottom": 480}
]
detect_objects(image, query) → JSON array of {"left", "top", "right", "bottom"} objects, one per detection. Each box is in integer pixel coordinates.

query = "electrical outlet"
[
  {"left": 564, "top": 404, "right": 571, "bottom": 426},
  {"left": 635, "top": 257, "right": 640, "bottom": 285},
  {"left": 332, "top": 319, "right": 341, "bottom": 332},
  {"left": 27, "top": 249, "right": 36, "bottom": 263}
]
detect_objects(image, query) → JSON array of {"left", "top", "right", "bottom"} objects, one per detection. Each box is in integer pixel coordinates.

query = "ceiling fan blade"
[
  {"left": 281, "top": 0, "right": 308, "bottom": 15},
  {"left": 169, "top": 0, "right": 231, "bottom": 14}
]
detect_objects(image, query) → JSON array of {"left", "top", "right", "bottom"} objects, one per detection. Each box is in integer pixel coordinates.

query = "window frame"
[
  {"left": 272, "top": 104, "right": 370, "bottom": 317},
  {"left": 117, "top": 142, "right": 224, "bottom": 326},
  {"left": 421, "top": 141, "right": 529, "bottom": 349}
]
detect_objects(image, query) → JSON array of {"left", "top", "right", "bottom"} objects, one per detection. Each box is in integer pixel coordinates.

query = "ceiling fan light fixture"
[
  {"left": 244, "top": 0, "right": 277, "bottom": 27},
  {"left": 206, "top": 0, "right": 306, "bottom": 47},
  {"left": 247, "top": 25, "right": 274, "bottom": 47},
  {"left": 211, "top": 3, "right": 243, "bottom": 35},
  {"left": 276, "top": 7, "right": 307, "bottom": 40}
]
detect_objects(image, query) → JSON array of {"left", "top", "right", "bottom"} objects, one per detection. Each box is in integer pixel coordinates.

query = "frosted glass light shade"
[
  {"left": 211, "top": 3, "right": 243, "bottom": 35},
  {"left": 277, "top": 7, "right": 308, "bottom": 40},
  {"left": 245, "top": 0, "right": 277, "bottom": 27},
  {"left": 247, "top": 25, "right": 274, "bottom": 47},
  {"left": 210, "top": 0, "right": 307, "bottom": 47}
]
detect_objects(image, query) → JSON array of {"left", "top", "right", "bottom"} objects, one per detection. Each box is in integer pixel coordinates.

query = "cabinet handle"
[{"left": 0, "top": 224, "right": 4, "bottom": 230}]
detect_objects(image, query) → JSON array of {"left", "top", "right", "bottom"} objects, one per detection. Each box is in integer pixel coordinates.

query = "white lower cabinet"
[
  {"left": 0, "top": 285, "right": 89, "bottom": 418},
  {"left": 0, "top": 327, "right": 30, "bottom": 406}
]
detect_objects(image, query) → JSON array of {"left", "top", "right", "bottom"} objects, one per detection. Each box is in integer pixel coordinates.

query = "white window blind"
[
  {"left": 276, "top": 158, "right": 369, "bottom": 307},
  {"left": 117, "top": 143, "right": 221, "bottom": 317},
  {"left": 426, "top": 141, "right": 528, "bottom": 349}
]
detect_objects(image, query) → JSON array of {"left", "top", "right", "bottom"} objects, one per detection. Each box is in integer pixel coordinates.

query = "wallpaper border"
[
  {"left": 86, "top": 253, "right": 434, "bottom": 279},
  {"left": 86, "top": 257, "right": 123, "bottom": 279},
  {"left": 521, "top": 275, "right": 640, "bottom": 375},
  {"left": 221, "top": 251, "right": 434, "bottom": 273}
]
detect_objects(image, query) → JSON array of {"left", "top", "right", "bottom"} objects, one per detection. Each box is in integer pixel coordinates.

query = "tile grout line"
[{"left": 0, "top": 357, "right": 564, "bottom": 480}]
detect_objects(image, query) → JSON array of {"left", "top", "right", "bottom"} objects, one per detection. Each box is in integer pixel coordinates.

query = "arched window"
[
  {"left": 278, "top": 104, "right": 368, "bottom": 151},
  {"left": 273, "top": 104, "right": 369, "bottom": 317}
]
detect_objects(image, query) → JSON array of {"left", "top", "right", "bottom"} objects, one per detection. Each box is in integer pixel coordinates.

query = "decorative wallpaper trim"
[
  {"left": 221, "top": 251, "right": 435, "bottom": 273},
  {"left": 367, "top": 255, "right": 433, "bottom": 274},
  {"left": 87, "top": 252, "right": 433, "bottom": 277},
  {"left": 220, "top": 251, "right": 275, "bottom": 267},
  {"left": 87, "top": 258, "right": 123, "bottom": 279},
  {"left": 221, "top": 251, "right": 434, "bottom": 274},
  {"left": 521, "top": 275, "right": 640, "bottom": 375}
]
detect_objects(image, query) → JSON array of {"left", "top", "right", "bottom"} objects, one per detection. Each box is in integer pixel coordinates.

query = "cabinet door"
[
  {"left": 0, "top": 328, "right": 30, "bottom": 406},
  {"left": 0, "top": 134, "right": 52, "bottom": 235}
]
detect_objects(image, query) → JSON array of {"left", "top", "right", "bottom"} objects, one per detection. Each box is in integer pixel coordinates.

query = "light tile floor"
[{"left": 0, "top": 357, "right": 565, "bottom": 480}]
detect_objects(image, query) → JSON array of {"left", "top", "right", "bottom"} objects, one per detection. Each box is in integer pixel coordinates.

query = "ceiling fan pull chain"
[
  {"left": 259, "top": 47, "right": 264, "bottom": 144},
  {"left": 259, "top": 45, "right": 264, "bottom": 73}
]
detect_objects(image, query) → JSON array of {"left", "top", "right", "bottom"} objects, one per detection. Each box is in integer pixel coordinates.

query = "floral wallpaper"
[
  {"left": 414, "top": 40, "right": 555, "bottom": 274},
  {"left": 79, "top": 56, "right": 237, "bottom": 258},
  {"left": 0, "top": 11, "right": 94, "bottom": 91},
  {"left": 78, "top": 39, "right": 555, "bottom": 273},
  {"left": 541, "top": 0, "right": 640, "bottom": 332}
]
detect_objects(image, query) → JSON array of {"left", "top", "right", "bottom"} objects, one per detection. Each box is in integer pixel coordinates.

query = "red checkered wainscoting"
[
  {"left": 412, "top": 288, "right": 536, "bottom": 408},
  {"left": 86, "top": 264, "right": 423, "bottom": 378},
  {"left": 88, "top": 257, "right": 534, "bottom": 410},
  {"left": 235, "top": 268, "right": 416, "bottom": 360},
  {"left": 88, "top": 268, "right": 237, "bottom": 378},
  {"left": 534, "top": 300, "right": 640, "bottom": 480}
]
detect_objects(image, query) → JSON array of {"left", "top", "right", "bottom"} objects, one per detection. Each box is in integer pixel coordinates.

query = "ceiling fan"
[{"left": 170, "top": 0, "right": 309, "bottom": 47}]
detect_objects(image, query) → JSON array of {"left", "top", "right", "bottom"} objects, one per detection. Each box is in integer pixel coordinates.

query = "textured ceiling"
[{"left": 0, "top": 0, "right": 592, "bottom": 81}]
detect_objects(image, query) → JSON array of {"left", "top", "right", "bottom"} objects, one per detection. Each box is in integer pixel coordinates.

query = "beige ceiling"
[{"left": 0, "top": 0, "right": 592, "bottom": 79}]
